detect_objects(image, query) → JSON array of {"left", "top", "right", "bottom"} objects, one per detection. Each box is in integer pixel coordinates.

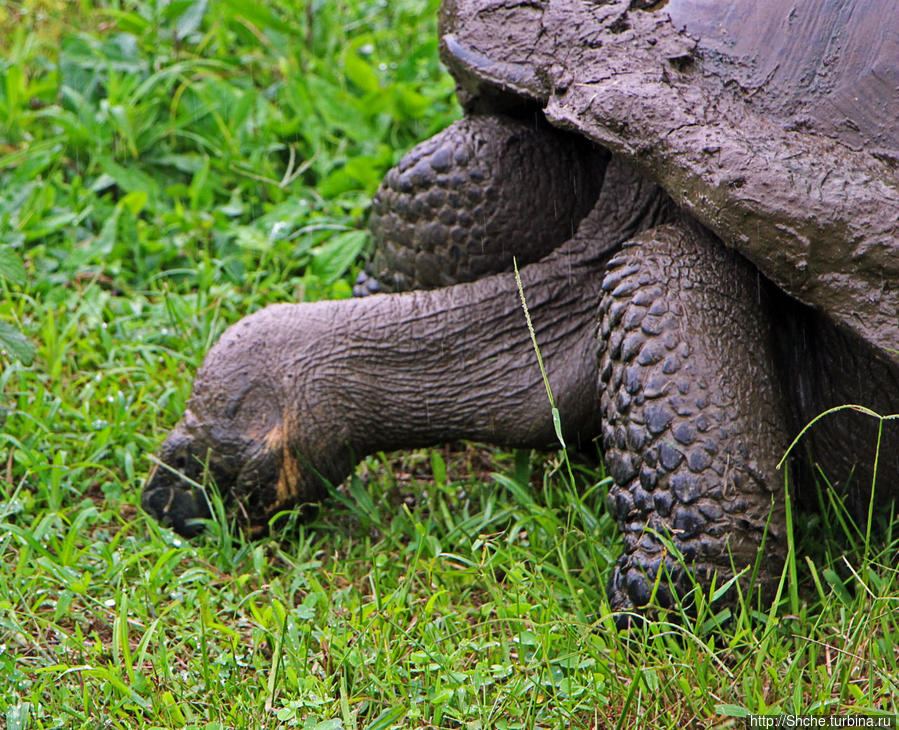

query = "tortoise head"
[{"left": 142, "top": 372, "right": 303, "bottom": 537}]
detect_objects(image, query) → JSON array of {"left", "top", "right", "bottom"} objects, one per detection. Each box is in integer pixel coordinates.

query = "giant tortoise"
[{"left": 143, "top": 0, "right": 899, "bottom": 620}]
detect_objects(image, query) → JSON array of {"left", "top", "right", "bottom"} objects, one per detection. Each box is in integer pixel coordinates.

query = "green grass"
[{"left": 1, "top": 0, "right": 898, "bottom": 727}]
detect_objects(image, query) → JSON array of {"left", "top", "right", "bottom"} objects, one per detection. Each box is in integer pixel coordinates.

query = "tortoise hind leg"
[
  {"left": 356, "top": 114, "right": 607, "bottom": 295},
  {"left": 598, "top": 221, "right": 790, "bottom": 623}
]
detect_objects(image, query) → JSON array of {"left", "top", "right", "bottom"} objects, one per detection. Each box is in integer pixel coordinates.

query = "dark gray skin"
[{"left": 144, "top": 0, "right": 899, "bottom": 622}]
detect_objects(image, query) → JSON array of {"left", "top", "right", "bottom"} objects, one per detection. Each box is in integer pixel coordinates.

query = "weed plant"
[{"left": 0, "top": 1, "right": 897, "bottom": 727}]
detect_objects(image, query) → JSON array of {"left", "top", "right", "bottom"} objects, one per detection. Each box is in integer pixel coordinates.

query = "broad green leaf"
[
  {"left": 97, "top": 9, "right": 152, "bottom": 35},
  {"left": 0, "top": 141, "right": 61, "bottom": 181},
  {"left": 94, "top": 206, "right": 121, "bottom": 260},
  {"left": 344, "top": 52, "right": 380, "bottom": 94},
  {"left": 97, "top": 156, "right": 160, "bottom": 211},
  {"left": 121, "top": 191, "right": 148, "bottom": 216},
  {"left": 822, "top": 568, "right": 853, "bottom": 606},
  {"left": 394, "top": 85, "right": 433, "bottom": 119},
  {"left": 365, "top": 707, "right": 406, "bottom": 730},
  {"left": 319, "top": 152, "right": 390, "bottom": 197},
  {"left": 175, "top": 0, "right": 208, "bottom": 39},
  {"left": 309, "top": 230, "right": 367, "bottom": 284},
  {"left": 0, "top": 321, "right": 35, "bottom": 364},
  {"left": 162, "top": 0, "right": 195, "bottom": 21},
  {"left": 4, "top": 63, "right": 24, "bottom": 111},
  {"left": 5, "top": 703, "right": 32, "bottom": 730},
  {"left": 220, "top": 0, "right": 295, "bottom": 35},
  {"left": 312, "top": 721, "right": 343, "bottom": 730},
  {"left": 23, "top": 211, "right": 83, "bottom": 242},
  {"left": 0, "top": 248, "right": 27, "bottom": 286}
]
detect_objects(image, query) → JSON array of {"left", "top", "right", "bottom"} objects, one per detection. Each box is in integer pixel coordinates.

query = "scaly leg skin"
[
  {"left": 355, "top": 113, "right": 606, "bottom": 295},
  {"left": 598, "top": 222, "right": 790, "bottom": 626}
]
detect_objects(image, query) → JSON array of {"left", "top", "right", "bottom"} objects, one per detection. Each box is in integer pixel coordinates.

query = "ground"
[{"left": 0, "top": 0, "right": 897, "bottom": 727}]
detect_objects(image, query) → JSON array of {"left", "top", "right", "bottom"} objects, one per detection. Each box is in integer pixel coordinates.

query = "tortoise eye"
[{"left": 171, "top": 451, "right": 188, "bottom": 472}]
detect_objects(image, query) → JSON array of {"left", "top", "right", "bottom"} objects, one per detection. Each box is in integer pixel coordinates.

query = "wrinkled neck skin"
[
  {"left": 183, "top": 156, "right": 672, "bottom": 508},
  {"left": 330, "top": 241, "right": 604, "bottom": 449}
]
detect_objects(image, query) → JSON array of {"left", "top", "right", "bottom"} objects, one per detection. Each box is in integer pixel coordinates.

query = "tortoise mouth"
[
  {"left": 141, "top": 463, "right": 212, "bottom": 538},
  {"left": 141, "top": 423, "right": 238, "bottom": 537},
  {"left": 142, "top": 422, "right": 297, "bottom": 538}
]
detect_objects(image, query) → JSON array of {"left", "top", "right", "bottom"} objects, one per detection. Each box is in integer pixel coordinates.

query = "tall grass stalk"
[{"left": 513, "top": 257, "right": 576, "bottom": 487}]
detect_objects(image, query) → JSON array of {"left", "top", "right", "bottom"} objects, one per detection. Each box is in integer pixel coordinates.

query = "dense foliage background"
[{"left": 1, "top": 0, "right": 897, "bottom": 727}]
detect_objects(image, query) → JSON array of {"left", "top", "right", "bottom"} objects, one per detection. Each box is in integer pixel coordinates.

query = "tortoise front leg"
[
  {"left": 356, "top": 113, "right": 607, "bottom": 295},
  {"left": 598, "top": 221, "right": 790, "bottom": 624}
]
